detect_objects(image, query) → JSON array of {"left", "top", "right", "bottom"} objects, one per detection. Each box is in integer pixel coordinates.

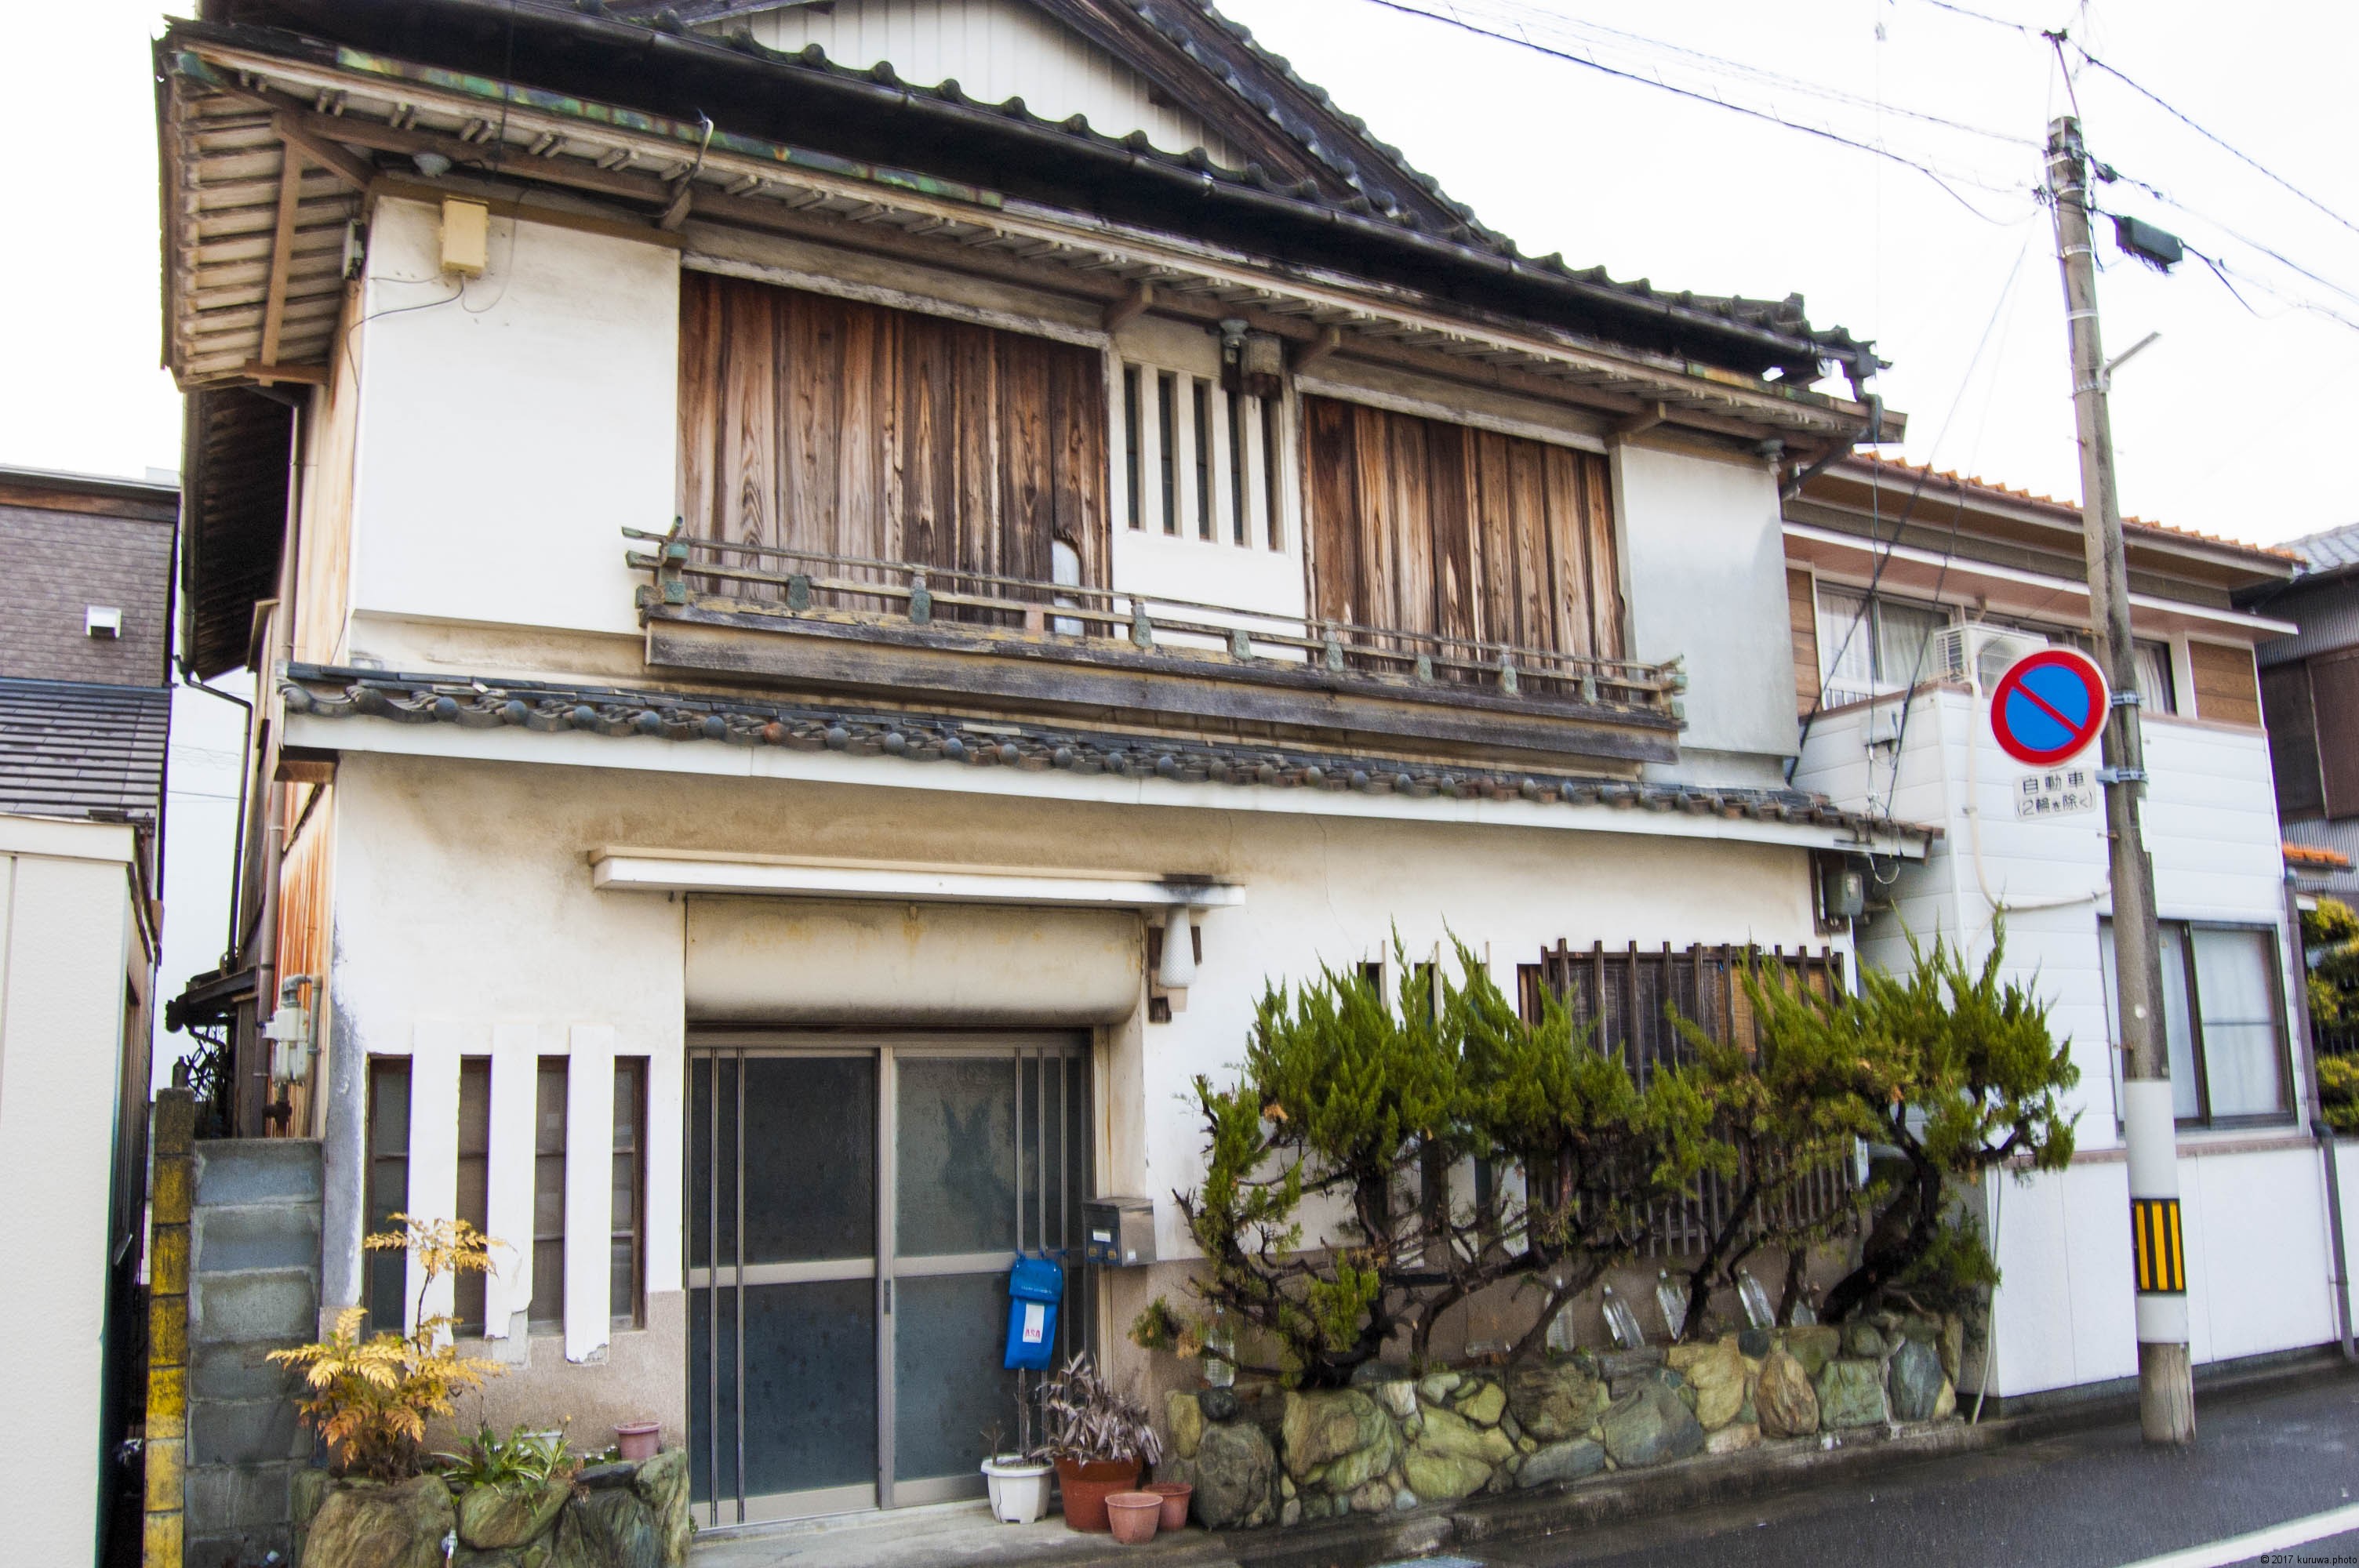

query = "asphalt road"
[{"left": 1470, "top": 1365, "right": 2359, "bottom": 1568}]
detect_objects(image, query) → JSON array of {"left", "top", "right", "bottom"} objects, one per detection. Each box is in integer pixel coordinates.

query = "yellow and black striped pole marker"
[{"left": 2130, "top": 1193, "right": 2186, "bottom": 1296}]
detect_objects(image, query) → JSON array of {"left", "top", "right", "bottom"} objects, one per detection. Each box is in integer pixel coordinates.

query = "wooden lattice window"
[{"left": 1519, "top": 942, "right": 1854, "bottom": 1259}]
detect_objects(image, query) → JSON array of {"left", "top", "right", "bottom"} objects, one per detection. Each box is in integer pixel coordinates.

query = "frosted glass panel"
[
  {"left": 2194, "top": 927, "right": 2284, "bottom": 1116},
  {"left": 743, "top": 1057, "right": 876, "bottom": 1264},
  {"left": 896, "top": 1058, "right": 1016, "bottom": 1258},
  {"left": 894, "top": 1272, "right": 1016, "bottom": 1487},
  {"left": 740, "top": 1279, "right": 877, "bottom": 1497}
]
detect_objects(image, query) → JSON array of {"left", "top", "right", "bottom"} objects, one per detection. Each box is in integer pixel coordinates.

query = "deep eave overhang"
[
  {"left": 278, "top": 663, "right": 1939, "bottom": 855},
  {"left": 166, "top": 2, "right": 1877, "bottom": 385},
  {"left": 156, "top": 29, "right": 1889, "bottom": 447}
]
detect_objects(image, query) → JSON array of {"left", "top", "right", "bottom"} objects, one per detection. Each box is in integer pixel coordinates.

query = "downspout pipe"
[
  {"left": 2291, "top": 875, "right": 2355, "bottom": 1359},
  {"left": 1781, "top": 392, "right": 1882, "bottom": 501}
]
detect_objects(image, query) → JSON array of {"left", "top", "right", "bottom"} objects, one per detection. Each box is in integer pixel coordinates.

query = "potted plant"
[
  {"left": 979, "top": 1419, "right": 1052, "bottom": 1526},
  {"left": 1031, "top": 1354, "right": 1162, "bottom": 1533}
]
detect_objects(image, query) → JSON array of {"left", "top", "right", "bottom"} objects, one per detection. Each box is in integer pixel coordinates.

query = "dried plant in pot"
[{"left": 1030, "top": 1354, "right": 1163, "bottom": 1533}]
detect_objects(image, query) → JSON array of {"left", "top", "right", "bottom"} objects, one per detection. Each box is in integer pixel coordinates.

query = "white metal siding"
[{"left": 729, "top": 0, "right": 1241, "bottom": 163}]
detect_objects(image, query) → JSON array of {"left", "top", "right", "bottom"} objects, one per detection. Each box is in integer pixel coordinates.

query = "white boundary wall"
[{"left": 1798, "top": 688, "right": 2331, "bottom": 1397}]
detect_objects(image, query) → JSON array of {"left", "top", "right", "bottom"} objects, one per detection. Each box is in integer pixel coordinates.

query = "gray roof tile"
[{"left": 0, "top": 677, "right": 171, "bottom": 822}]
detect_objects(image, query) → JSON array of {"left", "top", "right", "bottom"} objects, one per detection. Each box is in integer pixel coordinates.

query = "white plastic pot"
[{"left": 981, "top": 1455, "right": 1052, "bottom": 1524}]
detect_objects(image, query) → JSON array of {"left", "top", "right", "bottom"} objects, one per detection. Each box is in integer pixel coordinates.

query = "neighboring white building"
[
  {"left": 1787, "top": 456, "right": 2339, "bottom": 1399},
  {"left": 149, "top": 0, "right": 2337, "bottom": 1542},
  {"left": 0, "top": 464, "right": 176, "bottom": 1566}
]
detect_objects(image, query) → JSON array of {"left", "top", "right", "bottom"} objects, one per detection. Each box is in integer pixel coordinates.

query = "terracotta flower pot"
[
  {"left": 1104, "top": 1491, "right": 1162, "bottom": 1545},
  {"left": 1143, "top": 1481, "right": 1191, "bottom": 1531},
  {"left": 613, "top": 1421, "right": 660, "bottom": 1462},
  {"left": 1053, "top": 1456, "right": 1142, "bottom": 1532}
]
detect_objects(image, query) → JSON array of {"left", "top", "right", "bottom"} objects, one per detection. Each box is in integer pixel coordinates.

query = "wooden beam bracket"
[
  {"left": 1103, "top": 281, "right": 1155, "bottom": 333},
  {"left": 271, "top": 113, "right": 377, "bottom": 191},
  {"left": 1290, "top": 323, "right": 1344, "bottom": 372}
]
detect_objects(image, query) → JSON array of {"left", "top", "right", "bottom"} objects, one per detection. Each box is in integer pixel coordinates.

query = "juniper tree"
[
  {"left": 1816, "top": 931, "right": 2078, "bottom": 1323},
  {"left": 1669, "top": 955, "right": 1882, "bottom": 1338}
]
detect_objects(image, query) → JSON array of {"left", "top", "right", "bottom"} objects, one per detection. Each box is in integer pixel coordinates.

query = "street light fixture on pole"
[{"left": 2045, "top": 113, "right": 2195, "bottom": 1445}]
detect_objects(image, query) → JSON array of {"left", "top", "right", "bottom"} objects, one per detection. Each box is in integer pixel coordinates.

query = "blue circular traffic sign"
[{"left": 1990, "top": 648, "right": 2108, "bottom": 766}]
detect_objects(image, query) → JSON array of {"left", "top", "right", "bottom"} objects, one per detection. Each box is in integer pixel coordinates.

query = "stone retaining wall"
[
  {"left": 291, "top": 1450, "right": 691, "bottom": 1568},
  {"left": 1155, "top": 1312, "right": 1964, "bottom": 1530}
]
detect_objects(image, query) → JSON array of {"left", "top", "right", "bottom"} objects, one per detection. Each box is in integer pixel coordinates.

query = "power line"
[
  {"left": 2066, "top": 41, "right": 2359, "bottom": 243},
  {"left": 1354, "top": 0, "right": 2040, "bottom": 224},
  {"left": 1414, "top": 0, "right": 2040, "bottom": 150}
]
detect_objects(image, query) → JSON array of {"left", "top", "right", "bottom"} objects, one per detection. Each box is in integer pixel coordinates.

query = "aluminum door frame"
[{"left": 686, "top": 1031, "right": 1090, "bottom": 1528}]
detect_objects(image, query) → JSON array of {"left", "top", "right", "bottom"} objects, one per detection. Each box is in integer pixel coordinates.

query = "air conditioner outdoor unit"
[{"left": 1934, "top": 623, "right": 2048, "bottom": 695}]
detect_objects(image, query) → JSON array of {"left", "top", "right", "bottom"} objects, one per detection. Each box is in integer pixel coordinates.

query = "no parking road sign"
[{"left": 1990, "top": 647, "right": 2109, "bottom": 767}]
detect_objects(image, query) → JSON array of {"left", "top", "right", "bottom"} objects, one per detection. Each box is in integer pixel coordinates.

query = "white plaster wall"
[
  {"left": 1616, "top": 444, "right": 1799, "bottom": 763},
  {"left": 325, "top": 753, "right": 688, "bottom": 1372},
  {"left": 0, "top": 818, "right": 141, "bottom": 1568},
  {"left": 728, "top": 0, "right": 1242, "bottom": 164},
  {"left": 318, "top": 746, "right": 1823, "bottom": 1403},
  {"left": 347, "top": 201, "right": 679, "bottom": 646},
  {"left": 1799, "top": 690, "right": 2331, "bottom": 1396}
]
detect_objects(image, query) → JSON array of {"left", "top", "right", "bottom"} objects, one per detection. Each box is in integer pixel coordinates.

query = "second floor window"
[{"left": 1120, "top": 358, "right": 1288, "bottom": 551}]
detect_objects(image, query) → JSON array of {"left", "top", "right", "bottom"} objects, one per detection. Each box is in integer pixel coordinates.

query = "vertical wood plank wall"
[
  {"left": 1787, "top": 567, "right": 1820, "bottom": 715},
  {"left": 677, "top": 272, "right": 1108, "bottom": 599},
  {"left": 1302, "top": 395, "right": 1623, "bottom": 662},
  {"left": 2186, "top": 640, "right": 2263, "bottom": 727}
]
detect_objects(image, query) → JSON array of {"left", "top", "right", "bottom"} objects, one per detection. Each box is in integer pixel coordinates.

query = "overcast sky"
[{"left": 9, "top": 0, "right": 2354, "bottom": 546}]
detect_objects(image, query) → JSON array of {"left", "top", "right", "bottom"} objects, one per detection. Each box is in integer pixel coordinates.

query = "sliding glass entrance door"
[{"left": 689, "top": 1036, "right": 1089, "bottom": 1526}]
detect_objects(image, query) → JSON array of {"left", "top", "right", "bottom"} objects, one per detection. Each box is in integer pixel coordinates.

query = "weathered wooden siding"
[
  {"left": 276, "top": 782, "right": 335, "bottom": 1138},
  {"left": 678, "top": 271, "right": 1107, "bottom": 604},
  {"left": 1787, "top": 567, "right": 1819, "bottom": 715},
  {"left": 293, "top": 283, "right": 361, "bottom": 666},
  {"left": 1303, "top": 395, "right": 1623, "bottom": 661},
  {"left": 2187, "top": 639, "right": 2262, "bottom": 727},
  {"left": 727, "top": 0, "right": 1241, "bottom": 164}
]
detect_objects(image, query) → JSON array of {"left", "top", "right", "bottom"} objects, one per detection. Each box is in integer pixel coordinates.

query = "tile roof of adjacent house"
[
  {"left": 0, "top": 677, "right": 171, "bottom": 823},
  {"left": 279, "top": 664, "right": 1941, "bottom": 845},
  {"left": 2283, "top": 521, "right": 2359, "bottom": 578},
  {"left": 2285, "top": 842, "right": 2353, "bottom": 871},
  {"left": 1843, "top": 452, "right": 2303, "bottom": 564}
]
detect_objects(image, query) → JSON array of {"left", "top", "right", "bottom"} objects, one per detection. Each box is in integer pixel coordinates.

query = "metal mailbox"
[{"left": 1082, "top": 1196, "right": 1156, "bottom": 1267}]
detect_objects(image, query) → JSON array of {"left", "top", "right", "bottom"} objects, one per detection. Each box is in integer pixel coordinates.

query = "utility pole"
[{"left": 2046, "top": 114, "right": 2195, "bottom": 1444}]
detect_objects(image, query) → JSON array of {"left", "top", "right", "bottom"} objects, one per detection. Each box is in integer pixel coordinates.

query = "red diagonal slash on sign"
[{"left": 2012, "top": 679, "right": 2079, "bottom": 731}]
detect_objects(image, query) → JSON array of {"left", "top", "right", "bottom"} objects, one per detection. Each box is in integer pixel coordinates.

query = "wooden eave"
[
  {"left": 1799, "top": 466, "right": 2296, "bottom": 600},
  {"left": 155, "top": 36, "right": 1890, "bottom": 447}
]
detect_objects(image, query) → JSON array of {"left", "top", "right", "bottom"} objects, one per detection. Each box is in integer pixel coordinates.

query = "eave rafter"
[{"left": 158, "top": 39, "right": 1892, "bottom": 446}]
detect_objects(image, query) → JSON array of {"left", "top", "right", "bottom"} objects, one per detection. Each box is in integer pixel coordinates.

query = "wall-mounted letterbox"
[{"left": 1082, "top": 1197, "right": 1156, "bottom": 1267}]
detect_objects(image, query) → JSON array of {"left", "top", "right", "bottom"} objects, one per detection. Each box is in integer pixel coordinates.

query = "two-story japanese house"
[{"left": 160, "top": 0, "right": 1936, "bottom": 1530}]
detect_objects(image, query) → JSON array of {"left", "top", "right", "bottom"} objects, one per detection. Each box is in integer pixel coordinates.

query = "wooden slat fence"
[{"left": 1520, "top": 941, "right": 1855, "bottom": 1259}]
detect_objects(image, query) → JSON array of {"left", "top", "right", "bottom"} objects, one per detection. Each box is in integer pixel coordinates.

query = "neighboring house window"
[
  {"left": 611, "top": 1058, "right": 647, "bottom": 1328},
  {"left": 2100, "top": 920, "right": 2289, "bottom": 1124},
  {"left": 1816, "top": 587, "right": 1949, "bottom": 706},
  {"left": 364, "top": 1059, "right": 411, "bottom": 1333},
  {"left": 2261, "top": 651, "right": 2359, "bottom": 822},
  {"left": 454, "top": 1058, "right": 492, "bottom": 1336},
  {"left": 529, "top": 1058, "right": 568, "bottom": 1332}
]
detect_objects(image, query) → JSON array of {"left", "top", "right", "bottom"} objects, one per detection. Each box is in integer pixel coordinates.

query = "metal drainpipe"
[{"left": 2291, "top": 876, "right": 2355, "bottom": 1358}]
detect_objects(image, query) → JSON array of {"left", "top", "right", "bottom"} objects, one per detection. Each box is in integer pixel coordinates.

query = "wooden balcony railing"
[{"left": 627, "top": 525, "right": 1687, "bottom": 766}]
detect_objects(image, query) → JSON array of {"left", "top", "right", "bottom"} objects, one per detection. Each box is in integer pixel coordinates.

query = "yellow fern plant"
[{"left": 270, "top": 1214, "right": 505, "bottom": 1480}]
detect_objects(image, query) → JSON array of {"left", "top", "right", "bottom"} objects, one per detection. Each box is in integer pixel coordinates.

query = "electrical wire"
[
  {"left": 1353, "top": 0, "right": 2040, "bottom": 224},
  {"left": 2067, "top": 39, "right": 2359, "bottom": 242},
  {"left": 1401, "top": 0, "right": 2040, "bottom": 150}
]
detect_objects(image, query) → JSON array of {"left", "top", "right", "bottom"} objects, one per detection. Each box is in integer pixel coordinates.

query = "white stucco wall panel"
[
  {"left": 320, "top": 749, "right": 1825, "bottom": 1364},
  {"left": 1616, "top": 443, "right": 1798, "bottom": 761},
  {"left": 686, "top": 898, "right": 1143, "bottom": 1022},
  {"left": 0, "top": 818, "right": 141, "bottom": 1566},
  {"left": 349, "top": 200, "right": 678, "bottom": 645}
]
